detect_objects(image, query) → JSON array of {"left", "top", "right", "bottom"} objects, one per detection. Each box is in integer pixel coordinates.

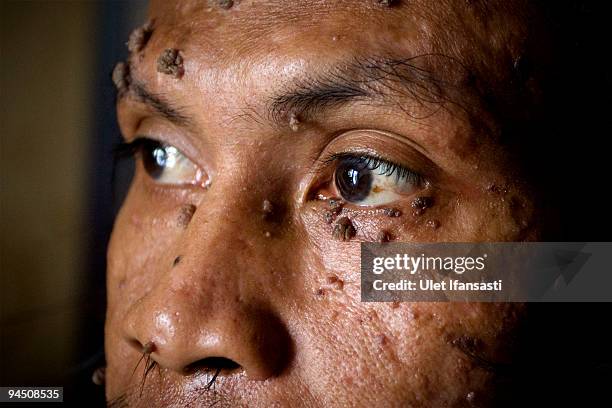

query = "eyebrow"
[
  {"left": 267, "top": 54, "right": 472, "bottom": 126},
  {"left": 119, "top": 54, "right": 474, "bottom": 130},
  {"left": 125, "top": 79, "right": 192, "bottom": 128}
]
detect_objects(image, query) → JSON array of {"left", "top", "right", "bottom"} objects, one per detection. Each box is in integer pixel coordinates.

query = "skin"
[{"left": 106, "top": 1, "right": 552, "bottom": 406}]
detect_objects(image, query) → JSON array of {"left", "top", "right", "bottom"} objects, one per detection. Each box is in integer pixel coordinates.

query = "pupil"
[
  {"left": 142, "top": 140, "right": 166, "bottom": 179},
  {"left": 335, "top": 159, "right": 373, "bottom": 202}
]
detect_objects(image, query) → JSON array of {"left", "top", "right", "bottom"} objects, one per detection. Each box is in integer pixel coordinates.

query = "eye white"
[
  {"left": 143, "top": 142, "right": 205, "bottom": 186},
  {"left": 355, "top": 171, "right": 418, "bottom": 206},
  {"left": 334, "top": 156, "right": 420, "bottom": 206}
]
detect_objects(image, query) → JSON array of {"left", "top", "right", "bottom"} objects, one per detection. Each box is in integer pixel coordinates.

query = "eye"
[
  {"left": 116, "top": 138, "right": 206, "bottom": 186},
  {"left": 333, "top": 155, "right": 423, "bottom": 206}
]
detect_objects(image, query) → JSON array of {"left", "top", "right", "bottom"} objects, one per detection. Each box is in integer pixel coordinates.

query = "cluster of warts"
[
  {"left": 177, "top": 204, "right": 196, "bottom": 228},
  {"left": 215, "top": 0, "right": 234, "bottom": 9},
  {"left": 262, "top": 199, "right": 274, "bottom": 217},
  {"left": 327, "top": 275, "right": 345, "bottom": 290},
  {"left": 114, "top": 0, "right": 397, "bottom": 91},
  {"left": 112, "top": 20, "right": 154, "bottom": 95},
  {"left": 382, "top": 207, "right": 402, "bottom": 217},
  {"left": 113, "top": 1, "right": 237, "bottom": 90},
  {"left": 411, "top": 196, "right": 433, "bottom": 216},
  {"left": 323, "top": 198, "right": 344, "bottom": 224},
  {"left": 321, "top": 198, "right": 356, "bottom": 241},
  {"left": 157, "top": 48, "right": 184, "bottom": 78},
  {"left": 322, "top": 196, "right": 441, "bottom": 242},
  {"left": 112, "top": 61, "right": 130, "bottom": 96},
  {"left": 127, "top": 19, "right": 154, "bottom": 55},
  {"left": 426, "top": 219, "right": 440, "bottom": 229},
  {"left": 377, "top": 230, "right": 392, "bottom": 243},
  {"left": 333, "top": 216, "right": 357, "bottom": 241},
  {"left": 316, "top": 275, "right": 346, "bottom": 297},
  {"left": 288, "top": 112, "right": 300, "bottom": 132}
]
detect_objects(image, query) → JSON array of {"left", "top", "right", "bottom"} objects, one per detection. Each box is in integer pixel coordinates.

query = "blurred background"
[{"left": 1, "top": 1, "right": 147, "bottom": 404}]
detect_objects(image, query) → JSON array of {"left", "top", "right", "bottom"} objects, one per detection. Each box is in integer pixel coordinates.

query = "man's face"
[{"left": 106, "top": 1, "right": 542, "bottom": 406}]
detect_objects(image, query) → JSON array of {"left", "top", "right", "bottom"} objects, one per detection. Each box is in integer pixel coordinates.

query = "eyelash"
[
  {"left": 321, "top": 152, "right": 425, "bottom": 185},
  {"left": 113, "top": 137, "right": 157, "bottom": 161}
]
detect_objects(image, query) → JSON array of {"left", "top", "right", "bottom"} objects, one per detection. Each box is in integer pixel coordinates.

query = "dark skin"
[{"left": 106, "top": 1, "right": 551, "bottom": 406}]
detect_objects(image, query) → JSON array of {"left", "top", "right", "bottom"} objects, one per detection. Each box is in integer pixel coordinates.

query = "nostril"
[
  {"left": 184, "top": 356, "right": 242, "bottom": 375},
  {"left": 128, "top": 339, "right": 156, "bottom": 354}
]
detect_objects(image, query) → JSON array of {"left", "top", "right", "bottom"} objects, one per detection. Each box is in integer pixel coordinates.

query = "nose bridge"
[
  {"left": 182, "top": 187, "right": 275, "bottom": 293},
  {"left": 123, "top": 185, "right": 293, "bottom": 379}
]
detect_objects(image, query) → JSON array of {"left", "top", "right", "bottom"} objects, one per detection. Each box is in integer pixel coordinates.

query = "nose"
[
  {"left": 125, "top": 301, "right": 291, "bottom": 380},
  {"left": 121, "top": 199, "right": 293, "bottom": 381}
]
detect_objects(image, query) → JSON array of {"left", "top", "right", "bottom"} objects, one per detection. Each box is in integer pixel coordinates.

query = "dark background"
[
  {"left": 1, "top": 1, "right": 146, "bottom": 405},
  {"left": 1, "top": 0, "right": 611, "bottom": 407}
]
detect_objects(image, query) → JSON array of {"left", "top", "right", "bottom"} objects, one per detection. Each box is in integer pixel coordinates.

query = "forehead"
[{"left": 146, "top": 0, "right": 529, "bottom": 73}]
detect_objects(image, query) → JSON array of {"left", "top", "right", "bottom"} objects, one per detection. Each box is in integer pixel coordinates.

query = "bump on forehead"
[
  {"left": 147, "top": 0, "right": 535, "bottom": 69},
  {"left": 147, "top": 0, "right": 406, "bottom": 49},
  {"left": 142, "top": 0, "right": 543, "bottom": 132}
]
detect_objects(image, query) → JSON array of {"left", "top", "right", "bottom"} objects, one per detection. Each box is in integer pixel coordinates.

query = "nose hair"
[
  {"left": 121, "top": 199, "right": 293, "bottom": 381},
  {"left": 125, "top": 300, "right": 291, "bottom": 380}
]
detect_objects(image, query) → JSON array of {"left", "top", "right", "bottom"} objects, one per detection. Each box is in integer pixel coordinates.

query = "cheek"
[
  {"left": 291, "top": 291, "right": 524, "bottom": 405},
  {"left": 109, "top": 175, "right": 200, "bottom": 260},
  {"left": 108, "top": 200, "right": 174, "bottom": 296},
  {"left": 106, "top": 181, "right": 199, "bottom": 327},
  {"left": 452, "top": 186, "right": 539, "bottom": 241},
  {"left": 294, "top": 204, "right": 522, "bottom": 404}
]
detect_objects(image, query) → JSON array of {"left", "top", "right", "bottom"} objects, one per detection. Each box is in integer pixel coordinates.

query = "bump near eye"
[{"left": 333, "top": 155, "right": 422, "bottom": 206}]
